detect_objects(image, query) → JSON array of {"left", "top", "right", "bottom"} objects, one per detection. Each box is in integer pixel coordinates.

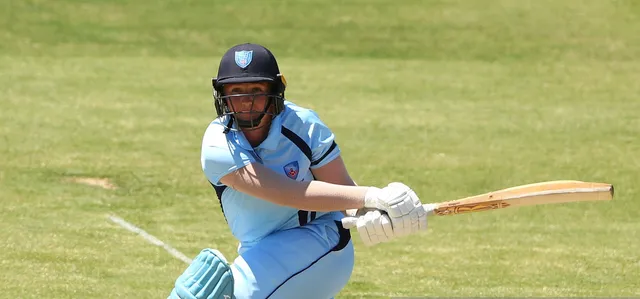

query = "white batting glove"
[
  {"left": 363, "top": 182, "right": 428, "bottom": 237},
  {"left": 342, "top": 209, "right": 395, "bottom": 246}
]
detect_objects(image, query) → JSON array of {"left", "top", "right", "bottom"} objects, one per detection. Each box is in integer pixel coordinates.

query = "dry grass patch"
[{"left": 66, "top": 177, "right": 117, "bottom": 190}]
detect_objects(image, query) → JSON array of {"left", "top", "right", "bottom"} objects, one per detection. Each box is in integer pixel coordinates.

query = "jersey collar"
[{"left": 255, "top": 113, "right": 283, "bottom": 151}]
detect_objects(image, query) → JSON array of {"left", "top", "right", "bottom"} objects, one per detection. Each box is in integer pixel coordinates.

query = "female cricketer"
[{"left": 168, "top": 43, "right": 432, "bottom": 299}]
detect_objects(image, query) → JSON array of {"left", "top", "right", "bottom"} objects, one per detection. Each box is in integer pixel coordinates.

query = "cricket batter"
[{"left": 168, "top": 43, "right": 433, "bottom": 299}]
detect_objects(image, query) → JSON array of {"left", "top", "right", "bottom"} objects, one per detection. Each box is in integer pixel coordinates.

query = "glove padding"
[
  {"left": 342, "top": 208, "right": 394, "bottom": 246},
  {"left": 363, "top": 182, "right": 428, "bottom": 237}
]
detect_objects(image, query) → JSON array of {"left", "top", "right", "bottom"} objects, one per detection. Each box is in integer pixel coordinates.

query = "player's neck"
[
  {"left": 241, "top": 124, "right": 270, "bottom": 148},
  {"left": 238, "top": 113, "right": 274, "bottom": 148}
]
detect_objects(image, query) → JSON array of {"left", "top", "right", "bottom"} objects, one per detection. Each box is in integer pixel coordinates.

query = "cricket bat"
[
  {"left": 342, "top": 180, "right": 614, "bottom": 228},
  {"left": 427, "top": 180, "right": 613, "bottom": 216}
]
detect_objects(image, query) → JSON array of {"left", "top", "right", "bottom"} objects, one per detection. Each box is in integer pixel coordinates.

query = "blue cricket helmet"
[{"left": 212, "top": 43, "right": 287, "bottom": 130}]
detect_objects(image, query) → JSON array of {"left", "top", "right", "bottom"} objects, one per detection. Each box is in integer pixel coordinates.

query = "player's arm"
[
  {"left": 211, "top": 147, "right": 427, "bottom": 241},
  {"left": 309, "top": 156, "right": 359, "bottom": 216},
  {"left": 220, "top": 161, "right": 370, "bottom": 212}
]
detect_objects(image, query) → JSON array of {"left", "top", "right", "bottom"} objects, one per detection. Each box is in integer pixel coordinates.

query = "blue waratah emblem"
[
  {"left": 283, "top": 161, "right": 299, "bottom": 180},
  {"left": 235, "top": 50, "right": 253, "bottom": 68}
]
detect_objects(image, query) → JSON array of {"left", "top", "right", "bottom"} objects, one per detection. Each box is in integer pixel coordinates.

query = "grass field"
[{"left": 1, "top": 0, "right": 639, "bottom": 298}]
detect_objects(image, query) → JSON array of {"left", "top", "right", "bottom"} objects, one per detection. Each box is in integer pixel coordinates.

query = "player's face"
[{"left": 223, "top": 82, "right": 271, "bottom": 122}]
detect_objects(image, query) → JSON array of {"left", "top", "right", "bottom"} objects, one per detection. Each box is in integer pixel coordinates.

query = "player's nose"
[
  {"left": 231, "top": 95, "right": 252, "bottom": 105},
  {"left": 239, "top": 97, "right": 254, "bottom": 106}
]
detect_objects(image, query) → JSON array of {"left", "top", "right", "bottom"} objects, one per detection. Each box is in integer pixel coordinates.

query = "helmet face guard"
[
  {"left": 212, "top": 75, "right": 286, "bottom": 131},
  {"left": 211, "top": 43, "right": 287, "bottom": 132},
  {"left": 213, "top": 91, "right": 283, "bottom": 131}
]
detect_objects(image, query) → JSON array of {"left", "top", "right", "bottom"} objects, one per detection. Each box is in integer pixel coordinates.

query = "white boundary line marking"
[{"left": 107, "top": 214, "right": 192, "bottom": 264}]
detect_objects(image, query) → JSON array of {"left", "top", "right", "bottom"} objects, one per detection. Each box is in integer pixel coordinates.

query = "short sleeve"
[
  {"left": 308, "top": 112, "right": 341, "bottom": 169},
  {"left": 200, "top": 124, "right": 257, "bottom": 186}
]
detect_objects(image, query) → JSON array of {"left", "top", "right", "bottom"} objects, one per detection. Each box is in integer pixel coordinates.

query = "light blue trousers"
[{"left": 231, "top": 212, "right": 354, "bottom": 299}]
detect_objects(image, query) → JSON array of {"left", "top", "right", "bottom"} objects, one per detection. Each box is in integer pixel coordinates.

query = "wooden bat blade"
[{"left": 429, "top": 180, "right": 614, "bottom": 216}]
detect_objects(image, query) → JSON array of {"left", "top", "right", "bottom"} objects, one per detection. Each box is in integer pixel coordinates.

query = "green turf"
[{"left": 1, "top": 0, "right": 639, "bottom": 298}]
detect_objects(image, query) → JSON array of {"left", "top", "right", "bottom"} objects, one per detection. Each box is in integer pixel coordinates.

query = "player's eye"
[{"left": 251, "top": 87, "right": 265, "bottom": 94}]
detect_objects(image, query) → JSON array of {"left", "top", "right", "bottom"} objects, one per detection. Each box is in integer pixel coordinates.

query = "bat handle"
[
  {"left": 342, "top": 204, "right": 439, "bottom": 229},
  {"left": 423, "top": 203, "right": 438, "bottom": 216}
]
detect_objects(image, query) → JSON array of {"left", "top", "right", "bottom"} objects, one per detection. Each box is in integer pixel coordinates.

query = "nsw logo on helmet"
[{"left": 235, "top": 50, "right": 253, "bottom": 68}]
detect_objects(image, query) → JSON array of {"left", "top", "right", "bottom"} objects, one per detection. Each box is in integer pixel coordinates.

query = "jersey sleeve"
[
  {"left": 307, "top": 111, "right": 341, "bottom": 169},
  {"left": 201, "top": 126, "right": 257, "bottom": 186}
]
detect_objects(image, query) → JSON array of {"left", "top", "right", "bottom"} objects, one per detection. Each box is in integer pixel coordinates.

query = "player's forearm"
[
  {"left": 222, "top": 163, "right": 369, "bottom": 211},
  {"left": 284, "top": 180, "right": 370, "bottom": 211},
  {"left": 246, "top": 177, "right": 369, "bottom": 211},
  {"left": 308, "top": 157, "right": 360, "bottom": 215}
]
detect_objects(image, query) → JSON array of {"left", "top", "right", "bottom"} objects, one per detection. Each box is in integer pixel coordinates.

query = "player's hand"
[
  {"left": 342, "top": 208, "right": 395, "bottom": 246},
  {"left": 363, "top": 182, "right": 428, "bottom": 237}
]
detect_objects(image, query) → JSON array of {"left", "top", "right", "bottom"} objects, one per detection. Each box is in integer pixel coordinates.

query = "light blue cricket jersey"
[{"left": 200, "top": 101, "right": 341, "bottom": 245}]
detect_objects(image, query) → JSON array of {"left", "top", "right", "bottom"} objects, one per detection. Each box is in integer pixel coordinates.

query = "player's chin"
[{"left": 237, "top": 115, "right": 272, "bottom": 130}]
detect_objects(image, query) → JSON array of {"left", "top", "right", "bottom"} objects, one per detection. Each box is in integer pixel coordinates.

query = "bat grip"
[
  {"left": 342, "top": 204, "right": 439, "bottom": 229},
  {"left": 423, "top": 203, "right": 438, "bottom": 216}
]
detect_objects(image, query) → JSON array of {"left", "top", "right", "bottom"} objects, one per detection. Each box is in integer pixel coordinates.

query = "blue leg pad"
[{"left": 168, "top": 248, "right": 234, "bottom": 299}]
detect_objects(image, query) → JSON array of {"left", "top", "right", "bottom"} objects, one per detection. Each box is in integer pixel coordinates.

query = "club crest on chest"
[{"left": 283, "top": 161, "right": 299, "bottom": 180}]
